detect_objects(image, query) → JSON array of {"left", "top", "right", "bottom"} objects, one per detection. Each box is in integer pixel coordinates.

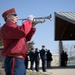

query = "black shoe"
[
  {"left": 43, "top": 70, "right": 46, "bottom": 72},
  {"left": 36, "top": 71, "right": 39, "bottom": 72}
]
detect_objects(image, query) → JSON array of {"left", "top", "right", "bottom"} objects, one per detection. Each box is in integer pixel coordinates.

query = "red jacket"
[{"left": 0, "top": 20, "right": 36, "bottom": 59}]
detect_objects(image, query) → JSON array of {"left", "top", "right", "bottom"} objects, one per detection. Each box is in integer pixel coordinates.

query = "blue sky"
[{"left": 0, "top": 0, "right": 75, "bottom": 54}]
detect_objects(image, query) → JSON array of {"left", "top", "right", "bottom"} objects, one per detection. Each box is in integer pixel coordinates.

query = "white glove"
[
  {"left": 28, "top": 15, "right": 38, "bottom": 27},
  {"left": 28, "top": 15, "right": 35, "bottom": 21}
]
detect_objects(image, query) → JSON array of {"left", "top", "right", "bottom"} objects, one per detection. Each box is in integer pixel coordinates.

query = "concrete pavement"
[{"left": 39, "top": 66, "right": 75, "bottom": 75}]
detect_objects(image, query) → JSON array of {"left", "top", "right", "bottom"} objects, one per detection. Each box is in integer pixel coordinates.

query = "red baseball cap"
[{"left": 2, "top": 8, "right": 16, "bottom": 18}]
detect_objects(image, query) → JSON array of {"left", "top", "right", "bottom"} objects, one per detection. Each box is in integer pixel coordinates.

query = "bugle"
[{"left": 18, "top": 14, "right": 52, "bottom": 23}]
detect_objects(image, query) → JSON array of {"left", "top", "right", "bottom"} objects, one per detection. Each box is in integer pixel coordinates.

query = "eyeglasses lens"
[{"left": 12, "top": 14, "right": 17, "bottom": 16}]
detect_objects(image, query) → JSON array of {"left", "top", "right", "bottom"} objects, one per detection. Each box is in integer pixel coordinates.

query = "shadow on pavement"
[{"left": 38, "top": 65, "right": 75, "bottom": 70}]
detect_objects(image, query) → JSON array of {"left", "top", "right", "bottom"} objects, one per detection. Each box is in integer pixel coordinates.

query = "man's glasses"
[{"left": 11, "top": 14, "right": 17, "bottom": 16}]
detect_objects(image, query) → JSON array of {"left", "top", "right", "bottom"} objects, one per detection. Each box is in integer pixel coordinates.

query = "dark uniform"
[
  {"left": 34, "top": 48, "right": 40, "bottom": 72},
  {"left": 25, "top": 52, "right": 29, "bottom": 69},
  {"left": 60, "top": 51, "right": 65, "bottom": 66},
  {"left": 40, "top": 45, "right": 46, "bottom": 72},
  {"left": 64, "top": 52, "right": 68, "bottom": 66},
  {"left": 46, "top": 50, "right": 53, "bottom": 68},
  {"left": 29, "top": 48, "right": 35, "bottom": 70}
]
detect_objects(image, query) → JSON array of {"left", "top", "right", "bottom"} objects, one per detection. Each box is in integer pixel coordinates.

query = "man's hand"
[
  {"left": 28, "top": 15, "right": 37, "bottom": 27},
  {"left": 28, "top": 15, "right": 35, "bottom": 21}
]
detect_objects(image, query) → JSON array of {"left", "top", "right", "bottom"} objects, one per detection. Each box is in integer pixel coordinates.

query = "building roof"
[
  {"left": 55, "top": 12, "right": 75, "bottom": 41},
  {"left": 55, "top": 12, "right": 75, "bottom": 24}
]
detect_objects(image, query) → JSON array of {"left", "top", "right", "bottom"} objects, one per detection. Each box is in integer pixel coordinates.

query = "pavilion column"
[{"left": 59, "top": 41, "right": 63, "bottom": 66}]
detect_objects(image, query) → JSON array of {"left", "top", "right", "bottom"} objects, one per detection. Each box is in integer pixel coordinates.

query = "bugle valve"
[{"left": 18, "top": 14, "right": 52, "bottom": 23}]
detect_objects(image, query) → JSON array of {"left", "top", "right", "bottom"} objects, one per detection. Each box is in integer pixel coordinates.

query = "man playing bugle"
[{"left": 0, "top": 8, "right": 37, "bottom": 75}]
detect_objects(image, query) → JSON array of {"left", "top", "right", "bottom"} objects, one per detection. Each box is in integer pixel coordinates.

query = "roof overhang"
[{"left": 55, "top": 12, "right": 75, "bottom": 41}]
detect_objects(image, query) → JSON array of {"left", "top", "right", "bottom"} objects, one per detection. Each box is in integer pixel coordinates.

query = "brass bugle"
[{"left": 18, "top": 14, "right": 52, "bottom": 23}]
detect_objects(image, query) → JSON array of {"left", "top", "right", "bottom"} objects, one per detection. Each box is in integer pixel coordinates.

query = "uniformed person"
[
  {"left": 40, "top": 45, "right": 46, "bottom": 72},
  {"left": 34, "top": 48, "right": 40, "bottom": 72},
  {"left": 29, "top": 47, "right": 35, "bottom": 70},
  {"left": 0, "top": 8, "right": 36, "bottom": 75},
  {"left": 64, "top": 52, "right": 68, "bottom": 66},
  {"left": 60, "top": 51, "right": 65, "bottom": 66},
  {"left": 46, "top": 50, "right": 53, "bottom": 68},
  {"left": 25, "top": 52, "right": 29, "bottom": 69}
]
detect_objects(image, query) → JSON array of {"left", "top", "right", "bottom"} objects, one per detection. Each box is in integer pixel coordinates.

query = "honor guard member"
[
  {"left": 34, "top": 48, "right": 40, "bottom": 72},
  {"left": 29, "top": 47, "right": 35, "bottom": 71},
  {"left": 24, "top": 52, "right": 29, "bottom": 69},
  {"left": 46, "top": 50, "right": 53, "bottom": 68},
  {"left": 40, "top": 45, "right": 46, "bottom": 72},
  {"left": 0, "top": 8, "right": 37, "bottom": 75}
]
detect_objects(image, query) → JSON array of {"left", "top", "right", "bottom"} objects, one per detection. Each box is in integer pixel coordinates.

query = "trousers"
[
  {"left": 4, "top": 57, "right": 26, "bottom": 75},
  {"left": 41, "top": 58, "right": 46, "bottom": 72}
]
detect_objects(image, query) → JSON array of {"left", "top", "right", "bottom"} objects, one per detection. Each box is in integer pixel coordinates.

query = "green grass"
[
  {"left": 26, "top": 71, "right": 46, "bottom": 75},
  {"left": 0, "top": 70, "right": 47, "bottom": 75}
]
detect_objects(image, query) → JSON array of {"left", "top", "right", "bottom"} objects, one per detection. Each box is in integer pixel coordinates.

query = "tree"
[
  {"left": 0, "top": 37, "right": 3, "bottom": 46},
  {"left": 27, "top": 41, "right": 35, "bottom": 51},
  {"left": 63, "top": 43, "right": 75, "bottom": 57}
]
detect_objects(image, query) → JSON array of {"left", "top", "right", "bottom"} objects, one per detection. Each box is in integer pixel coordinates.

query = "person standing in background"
[
  {"left": 34, "top": 48, "right": 40, "bottom": 72},
  {"left": 40, "top": 45, "right": 46, "bottom": 72},
  {"left": 64, "top": 52, "right": 68, "bottom": 66},
  {"left": 24, "top": 52, "right": 29, "bottom": 69},
  {"left": 60, "top": 51, "right": 65, "bottom": 66},
  {"left": 29, "top": 47, "right": 35, "bottom": 71},
  {"left": 46, "top": 50, "right": 53, "bottom": 68}
]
